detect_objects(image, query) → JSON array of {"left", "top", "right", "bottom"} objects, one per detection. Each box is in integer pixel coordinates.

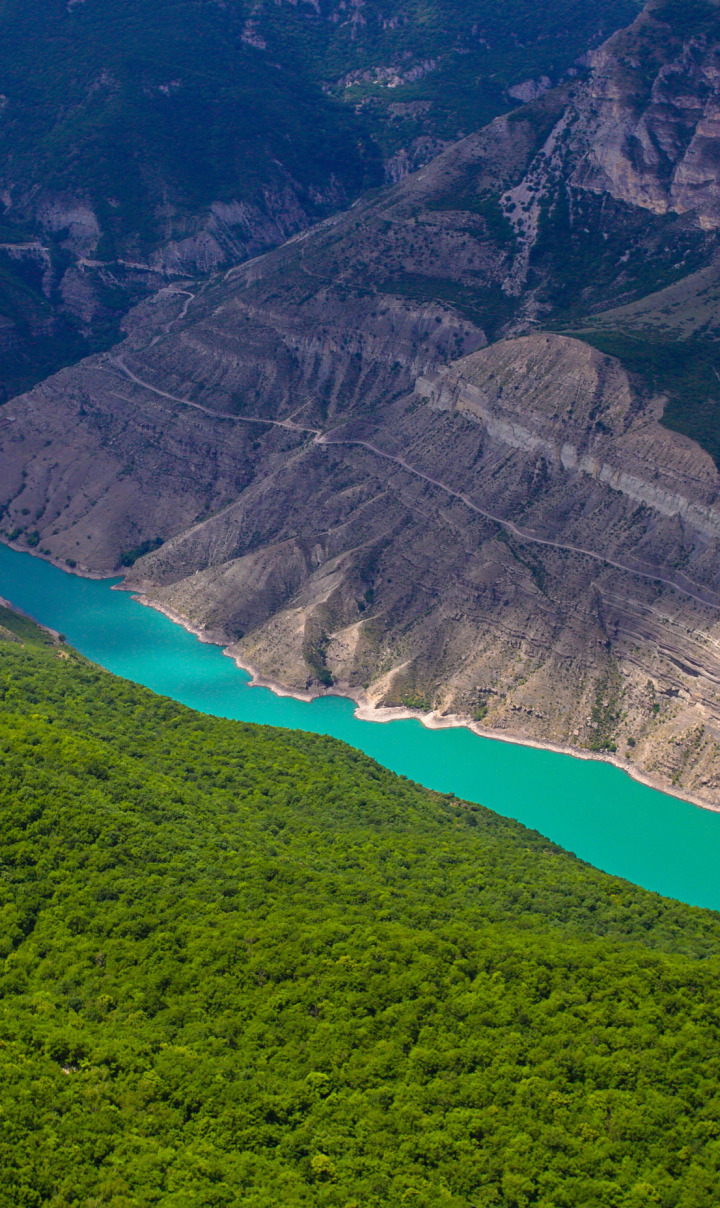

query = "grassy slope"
[{"left": 1, "top": 615, "right": 720, "bottom": 1205}]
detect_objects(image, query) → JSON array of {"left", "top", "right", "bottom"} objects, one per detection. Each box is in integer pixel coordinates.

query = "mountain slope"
[
  {"left": 6, "top": 0, "right": 720, "bottom": 802},
  {"left": 0, "top": 0, "right": 636, "bottom": 400},
  {"left": 0, "top": 0, "right": 378, "bottom": 401},
  {"left": 2, "top": 615, "right": 720, "bottom": 1205}
]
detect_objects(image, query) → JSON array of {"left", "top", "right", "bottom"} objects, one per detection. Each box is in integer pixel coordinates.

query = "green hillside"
[
  {"left": 0, "top": 0, "right": 638, "bottom": 231},
  {"left": 1, "top": 613, "right": 720, "bottom": 1206},
  {"left": 255, "top": 0, "right": 640, "bottom": 156},
  {"left": 0, "top": 0, "right": 638, "bottom": 400}
]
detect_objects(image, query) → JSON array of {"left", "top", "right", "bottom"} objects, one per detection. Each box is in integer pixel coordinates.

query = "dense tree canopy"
[{"left": 1, "top": 606, "right": 719, "bottom": 1206}]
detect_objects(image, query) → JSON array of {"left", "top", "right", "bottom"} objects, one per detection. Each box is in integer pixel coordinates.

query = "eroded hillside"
[{"left": 5, "top": 0, "right": 720, "bottom": 803}]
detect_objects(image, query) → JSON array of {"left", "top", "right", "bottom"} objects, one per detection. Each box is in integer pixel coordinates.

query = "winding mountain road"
[{"left": 105, "top": 355, "right": 720, "bottom": 612}]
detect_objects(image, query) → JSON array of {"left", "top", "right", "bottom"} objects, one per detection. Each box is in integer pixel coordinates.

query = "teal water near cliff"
[{"left": 2, "top": 541, "right": 719, "bottom": 910}]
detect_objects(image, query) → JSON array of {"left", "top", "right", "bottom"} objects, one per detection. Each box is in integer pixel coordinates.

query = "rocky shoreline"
[
  {"left": 129, "top": 587, "right": 720, "bottom": 817},
  {"left": 3, "top": 533, "right": 720, "bottom": 816}
]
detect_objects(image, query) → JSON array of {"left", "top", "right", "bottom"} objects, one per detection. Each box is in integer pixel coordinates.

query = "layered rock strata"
[
  {"left": 5, "top": 1, "right": 720, "bottom": 805},
  {"left": 6, "top": 324, "right": 720, "bottom": 803}
]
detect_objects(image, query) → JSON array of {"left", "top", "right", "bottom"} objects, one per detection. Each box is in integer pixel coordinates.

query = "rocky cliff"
[
  {"left": 571, "top": 0, "right": 720, "bottom": 228},
  {"left": 5, "top": 0, "right": 720, "bottom": 805}
]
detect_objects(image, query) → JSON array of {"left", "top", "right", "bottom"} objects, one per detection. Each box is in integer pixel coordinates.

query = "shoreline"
[
  {"left": 128, "top": 588, "right": 720, "bottom": 817},
  {"left": 0, "top": 594, "right": 63, "bottom": 642},
  {"left": 2, "top": 539, "right": 717, "bottom": 815}
]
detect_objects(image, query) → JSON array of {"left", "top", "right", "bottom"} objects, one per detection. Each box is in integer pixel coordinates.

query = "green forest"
[
  {"left": 0, "top": 0, "right": 638, "bottom": 223},
  {"left": 1, "top": 605, "right": 720, "bottom": 1206}
]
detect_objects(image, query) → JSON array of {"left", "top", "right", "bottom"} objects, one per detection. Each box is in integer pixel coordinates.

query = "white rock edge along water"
[
  {"left": 2, "top": 533, "right": 717, "bottom": 814},
  {"left": 127, "top": 588, "right": 720, "bottom": 817}
]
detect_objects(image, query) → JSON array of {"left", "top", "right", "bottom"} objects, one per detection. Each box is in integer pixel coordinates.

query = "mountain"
[
  {"left": 2, "top": 607, "right": 720, "bottom": 1205},
  {"left": 0, "top": 0, "right": 635, "bottom": 401},
  {"left": 5, "top": 0, "right": 720, "bottom": 804},
  {"left": 0, "top": 0, "right": 378, "bottom": 402}
]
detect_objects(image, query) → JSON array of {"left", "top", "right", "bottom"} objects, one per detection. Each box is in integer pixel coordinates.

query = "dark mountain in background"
[
  {"left": 0, "top": 0, "right": 636, "bottom": 398},
  {"left": 0, "top": 0, "right": 379, "bottom": 399}
]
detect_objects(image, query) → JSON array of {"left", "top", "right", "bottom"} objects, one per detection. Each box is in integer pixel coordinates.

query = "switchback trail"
[
  {"left": 105, "top": 355, "right": 720, "bottom": 612},
  {"left": 319, "top": 433, "right": 720, "bottom": 612}
]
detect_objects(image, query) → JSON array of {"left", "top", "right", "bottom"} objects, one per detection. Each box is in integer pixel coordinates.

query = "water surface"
[{"left": 2, "top": 542, "right": 719, "bottom": 909}]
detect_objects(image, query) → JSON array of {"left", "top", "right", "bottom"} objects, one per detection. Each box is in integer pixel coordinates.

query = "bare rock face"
[
  {"left": 418, "top": 336, "right": 720, "bottom": 539},
  {"left": 0, "top": 99, "right": 557, "bottom": 576},
  {"left": 561, "top": 0, "right": 720, "bottom": 228},
  {"left": 6, "top": 2, "right": 720, "bottom": 807},
  {"left": 120, "top": 333, "right": 720, "bottom": 809},
  {"left": 7, "top": 317, "right": 720, "bottom": 804}
]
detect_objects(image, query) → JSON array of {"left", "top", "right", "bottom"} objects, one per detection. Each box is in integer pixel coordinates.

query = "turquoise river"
[{"left": 2, "top": 541, "right": 720, "bottom": 910}]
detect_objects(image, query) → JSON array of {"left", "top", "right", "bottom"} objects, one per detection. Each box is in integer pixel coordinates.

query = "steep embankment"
[
  {"left": 124, "top": 333, "right": 720, "bottom": 805},
  {"left": 2, "top": 612, "right": 720, "bottom": 1205},
  {"left": 5, "top": 0, "right": 720, "bottom": 802}
]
